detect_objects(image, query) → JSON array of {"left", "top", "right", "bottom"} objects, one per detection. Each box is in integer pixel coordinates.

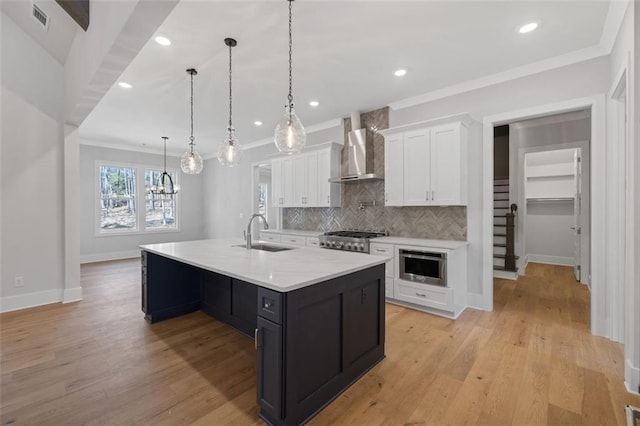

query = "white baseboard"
[
  {"left": 494, "top": 270, "right": 518, "bottom": 280},
  {"left": 466, "top": 292, "right": 489, "bottom": 311},
  {"left": 625, "top": 358, "right": 640, "bottom": 395},
  {"left": 80, "top": 250, "right": 140, "bottom": 264},
  {"left": 0, "top": 289, "right": 63, "bottom": 313},
  {"left": 63, "top": 287, "right": 83, "bottom": 303},
  {"left": 526, "top": 254, "right": 574, "bottom": 267}
]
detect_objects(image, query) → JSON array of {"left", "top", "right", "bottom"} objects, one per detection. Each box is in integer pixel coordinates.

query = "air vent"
[{"left": 31, "top": 3, "right": 50, "bottom": 31}]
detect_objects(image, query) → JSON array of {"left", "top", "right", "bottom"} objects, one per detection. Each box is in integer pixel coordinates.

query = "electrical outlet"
[{"left": 14, "top": 276, "right": 24, "bottom": 287}]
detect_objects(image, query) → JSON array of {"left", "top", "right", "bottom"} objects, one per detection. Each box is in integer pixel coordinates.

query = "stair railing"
[{"left": 504, "top": 203, "right": 517, "bottom": 271}]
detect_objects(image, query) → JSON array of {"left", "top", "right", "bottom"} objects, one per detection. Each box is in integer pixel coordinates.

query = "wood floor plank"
[{"left": 2, "top": 260, "right": 639, "bottom": 425}]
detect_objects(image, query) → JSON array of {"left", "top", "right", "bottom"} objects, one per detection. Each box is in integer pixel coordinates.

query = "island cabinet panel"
[
  {"left": 201, "top": 271, "right": 257, "bottom": 337},
  {"left": 142, "top": 252, "right": 201, "bottom": 323},
  {"left": 255, "top": 264, "right": 385, "bottom": 426}
]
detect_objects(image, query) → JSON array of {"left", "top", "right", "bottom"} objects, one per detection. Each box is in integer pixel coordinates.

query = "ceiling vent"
[{"left": 31, "top": 3, "right": 50, "bottom": 31}]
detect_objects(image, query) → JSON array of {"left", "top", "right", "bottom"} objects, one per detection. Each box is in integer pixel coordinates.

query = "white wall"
[
  {"left": 1, "top": 12, "right": 66, "bottom": 311},
  {"left": 387, "top": 55, "right": 609, "bottom": 302},
  {"left": 79, "top": 144, "right": 205, "bottom": 262},
  {"left": 203, "top": 125, "right": 343, "bottom": 239}
]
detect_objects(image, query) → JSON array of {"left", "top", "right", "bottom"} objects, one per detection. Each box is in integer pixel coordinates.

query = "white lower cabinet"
[
  {"left": 394, "top": 280, "right": 453, "bottom": 311},
  {"left": 279, "top": 234, "right": 307, "bottom": 247},
  {"left": 371, "top": 240, "right": 468, "bottom": 318},
  {"left": 306, "top": 236, "right": 320, "bottom": 247},
  {"left": 259, "top": 231, "right": 321, "bottom": 248},
  {"left": 260, "top": 233, "right": 281, "bottom": 243}
]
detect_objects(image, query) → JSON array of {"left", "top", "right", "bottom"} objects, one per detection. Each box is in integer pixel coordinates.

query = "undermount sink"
[{"left": 233, "top": 244, "right": 293, "bottom": 252}]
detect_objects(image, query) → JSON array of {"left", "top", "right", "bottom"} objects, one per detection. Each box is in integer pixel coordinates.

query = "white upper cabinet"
[
  {"left": 403, "top": 129, "right": 430, "bottom": 205},
  {"left": 384, "top": 133, "right": 404, "bottom": 206},
  {"left": 273, "top": 144, "right": 341, "bottom": 208},
  {"left": 381, "top": 116, "right": 469, "bottom": 207}
]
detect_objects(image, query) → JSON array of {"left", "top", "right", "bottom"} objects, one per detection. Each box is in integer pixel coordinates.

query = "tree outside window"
[
  {"left": 99, "top": 166, "right": 137, "bottom": 232},
  {"left": 145, "top": 169, "right": 177, "bottom": 230}
]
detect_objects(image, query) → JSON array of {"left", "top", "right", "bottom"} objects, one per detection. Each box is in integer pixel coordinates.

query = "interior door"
[{"left": 573, "top": 148, "right": 582, "bottom": 281}]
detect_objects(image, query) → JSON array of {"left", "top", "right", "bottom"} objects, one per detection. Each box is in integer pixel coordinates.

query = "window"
[
  {"left": 257, "top": 182, "right": 267, "bottom": 218},
  {"left": 99, "top": 165, "right": 137, "bottom": 232},
  {"left": 145, "top": 169, "right": 177, "bottom": 230},
  {"left": 97, "top": 162, "right": 179, "bottom": 235}
]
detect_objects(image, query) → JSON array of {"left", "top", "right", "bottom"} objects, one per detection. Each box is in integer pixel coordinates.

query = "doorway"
[
  {"left": 251, "top": 163, "right": 279, "bottom": 235},
  {"left": 483, "top": 97, "right": 610, "bottom": 339}
]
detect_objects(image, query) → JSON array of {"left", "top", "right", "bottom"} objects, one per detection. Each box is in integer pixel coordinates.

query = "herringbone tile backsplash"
[{"left": 282, "top": 107, "right": 467, "bottom": 241}]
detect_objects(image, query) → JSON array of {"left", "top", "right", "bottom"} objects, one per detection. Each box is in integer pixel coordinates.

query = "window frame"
[{"left": 95, "top": 160, "right": 181, "bottom": 237}]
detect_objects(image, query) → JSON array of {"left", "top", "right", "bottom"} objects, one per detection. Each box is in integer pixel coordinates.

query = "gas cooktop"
[{"left": 318, "top": 230, "right": 387, "bottom": 253}]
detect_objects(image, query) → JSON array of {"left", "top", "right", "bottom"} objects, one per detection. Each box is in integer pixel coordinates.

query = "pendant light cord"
[
  {"left": 163, "top": 137, "right": 168, "bottom": 172},
  {"left": 287, "top": 0, "right": 293, "bottom": 108},
  {"left": 228, "top": 43, "right": 233, "bottom": 130},
  {"left": 189, "top": 72, "right": 195, "bottom": 153}
]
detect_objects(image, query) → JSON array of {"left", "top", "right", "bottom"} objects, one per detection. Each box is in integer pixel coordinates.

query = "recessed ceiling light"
[
  {"left": 154, "top": 36, "right": 172, "bottom": 46},
  {"left": 118, "top": 82, "right": 133, "bottom": 89},
  {"left": 518, "top": 22, "right": 539, "bottom": 34},
  {"left": 394, "top": 69, "right": 407, "bottom": 77},
  {"left": 309, "top": 101, "right": 319, "bottom": 107},
  {"left": 254, "top": 121, "right": 263, "bottom": 126}
]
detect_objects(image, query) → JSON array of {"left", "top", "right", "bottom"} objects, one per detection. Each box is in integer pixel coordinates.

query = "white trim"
[
  {"left": 80, "top": 250, "right": 140, "bottom": 264},
  {"left": 625, "top": 358, "right": 640, "bottom": 395},
  {"left": 521, "top": 253, "right": 529, "bottom": 276},
  {"left": 389, "top": 46, "right": 607, "bottom": 111},
  {"left": 599, "top": 0, "right": 631, "bottom": 53},
  {"left": 526, "top": 254, "right": 574, "bottom": 267},
  {"left": 481, "top": 95, "right": 607, "bottom": 341},
  {"left": 63, "top": 287, "right": 83, "bottom": 303},
  {"left": 81, "top": 138, "right": 184, "bottom": 158},
  {"left": 493, "top": 270, "right": 518, "bottom": 281},
  {"left": 465, "top": 293, "right": 485, "bottom": 310},
  {"left": 608, "top": 53, "right": 630, "bottom": 344},
  {"left": 509, "top": 110, "right": 590, "bottom": 130},
  {"left": 0, "top": 289, "right": 63, "bottom": 313},
  {"left": 379, "top": 112, "right": 474, "bottom": 136}
]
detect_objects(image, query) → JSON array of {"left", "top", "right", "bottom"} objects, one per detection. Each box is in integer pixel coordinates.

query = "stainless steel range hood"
[{"left": 328, "top": 113, "right": 383, "bottom": 183}]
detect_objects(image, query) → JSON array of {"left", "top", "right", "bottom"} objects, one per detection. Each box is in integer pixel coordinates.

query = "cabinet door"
[
  {"left": 403, "top": 129, "right": 430, "bottom": 206},
  {"left": 430, "top": 123, "right": 461, "bottom": 205},
  {"left": 344, "top": 281, "right": 381, "bottom": 366},
  {"left": 293, "top": 155, "right": 306, "bottom": 207},
  {"left": 305, "top": 152, "right": 318, "bottom": 206},
  {"left": 271, "top": 158, "right": 283, "bottom": 206},
  {"left": 384, "top": 133, "right": 404, "bottom": 206},
  {"left": 282, "top": 156, "right": 294, "bottom": 207},
  {"left": 317, "top": 148, "right": 340, "bottom": 207},
  {"left": 257, "top": 317, "right": 283, "bottom": 422}
]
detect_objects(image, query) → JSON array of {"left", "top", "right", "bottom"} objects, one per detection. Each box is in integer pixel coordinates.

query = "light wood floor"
[{"left": 1, "top": 261, "right": 638, "bottom": 425}]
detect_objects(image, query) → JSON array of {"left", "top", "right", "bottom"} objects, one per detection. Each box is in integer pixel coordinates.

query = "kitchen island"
[{"left": 140, "top": 239, "right": 386, "bottom": 426}]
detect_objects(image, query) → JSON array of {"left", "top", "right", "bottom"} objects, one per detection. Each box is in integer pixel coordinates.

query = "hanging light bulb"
[
  {"left": 217, "top": 38, "right": 243, "bottom": 167},
  {"left": 275, "top": 0, "right": 306, "bottom": 154},
  {"left": 181, "top": 68, "right": 204, "bottom": 174}
]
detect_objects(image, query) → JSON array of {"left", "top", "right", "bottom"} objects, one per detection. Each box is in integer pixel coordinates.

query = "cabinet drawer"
[
  {"left": 370, "top": 243, "right": 394, "bottom": 278},
  {"left": 394, "top": 280, "right": 453, "bottom": 311},
  {"left": 280, "top": 234, "right": 306, "bottom": 246},
  {"left": 260, "top": 233, "right": 281, "bottom": 243},
  {"left": 306, "top": 236, "right": 320, "bottom": 247},
  {"left": 258, "top": 287, "right": 283, "bottom": 324},
  {"left": 385, "top": 278, "right": 394, "bottom": 299}
]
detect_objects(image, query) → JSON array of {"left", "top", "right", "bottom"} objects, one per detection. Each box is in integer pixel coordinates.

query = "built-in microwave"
[{"left": 399, "top": 249, "right": 447, "bottom": 287}]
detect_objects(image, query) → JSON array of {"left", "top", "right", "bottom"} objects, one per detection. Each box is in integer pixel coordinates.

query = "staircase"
[{"left": 493, "top": 179, "right": 518, "bottom": 279}]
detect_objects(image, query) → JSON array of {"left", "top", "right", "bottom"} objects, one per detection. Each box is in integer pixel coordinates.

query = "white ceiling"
[
  {"left": 2, "top": 0, "right": 79, "bottom": 64},
  {"left": 80, "top": 0, "right": 611, "bottom": 157}
]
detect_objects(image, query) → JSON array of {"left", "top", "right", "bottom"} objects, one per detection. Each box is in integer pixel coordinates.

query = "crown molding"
[
  {"left": 80, "top": 138, "right": 183, "bottom": 158},
  {"left": 599, "top": 0, "right": 630, "bottom": 53}
]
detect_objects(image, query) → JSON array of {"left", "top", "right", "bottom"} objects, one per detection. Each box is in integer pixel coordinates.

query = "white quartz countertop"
[
  {"left": 140, "top": 239, "right": 386, "bottom": 292},
  {"left": 372, "top": 237, "right": 469, "bottom": 249},
  {"left": 259, "top": 229, "right": 322, "bottom": 237}
]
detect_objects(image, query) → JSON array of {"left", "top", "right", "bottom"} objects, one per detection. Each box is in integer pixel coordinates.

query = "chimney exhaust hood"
[{"left": 328, "top": 112, "right": 383, "bottom": 183}]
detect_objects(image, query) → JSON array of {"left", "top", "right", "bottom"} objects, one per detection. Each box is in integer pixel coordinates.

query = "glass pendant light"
[
  {"left": 274, "top": 0, "right": 306, "bottom": 154},
  {"left": 180, "top": 68, "right": 203, "bottom": 174},
  {"left": 151, "top": 137, "right": 179, "bottom": 196},
  {"left": 217, "top": 38, "right": 243, "bottom": 167}
]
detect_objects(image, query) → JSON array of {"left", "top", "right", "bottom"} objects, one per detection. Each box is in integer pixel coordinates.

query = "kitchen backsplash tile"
[{"left": 282, "top": 107, "right": 467, "bottom": 241}]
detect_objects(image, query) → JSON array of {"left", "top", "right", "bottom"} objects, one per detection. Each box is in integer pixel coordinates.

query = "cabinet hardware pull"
[
  {"left": 432, "top": 190, "right": 434, "bottom": 200},
  {"left": 375, "top": 249, "right": 386, "bottom": 253},
  {"left": 254, "top": 328, "right": 259, "bottom": 350},
  {"left": 263, "top": 301, "right": 273, "bottom": 309},
  {"left": 327, "top": 195, "right": 330, "bottom": 204},
  {"left": 416, "top": 292, "right": 427, "bottom": 297},
  {"left": 385, "top": 193, "right": 388, "bottom": 202},
  {"left": 426, "top": 191, "right": 429, "bottom": 201}
]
